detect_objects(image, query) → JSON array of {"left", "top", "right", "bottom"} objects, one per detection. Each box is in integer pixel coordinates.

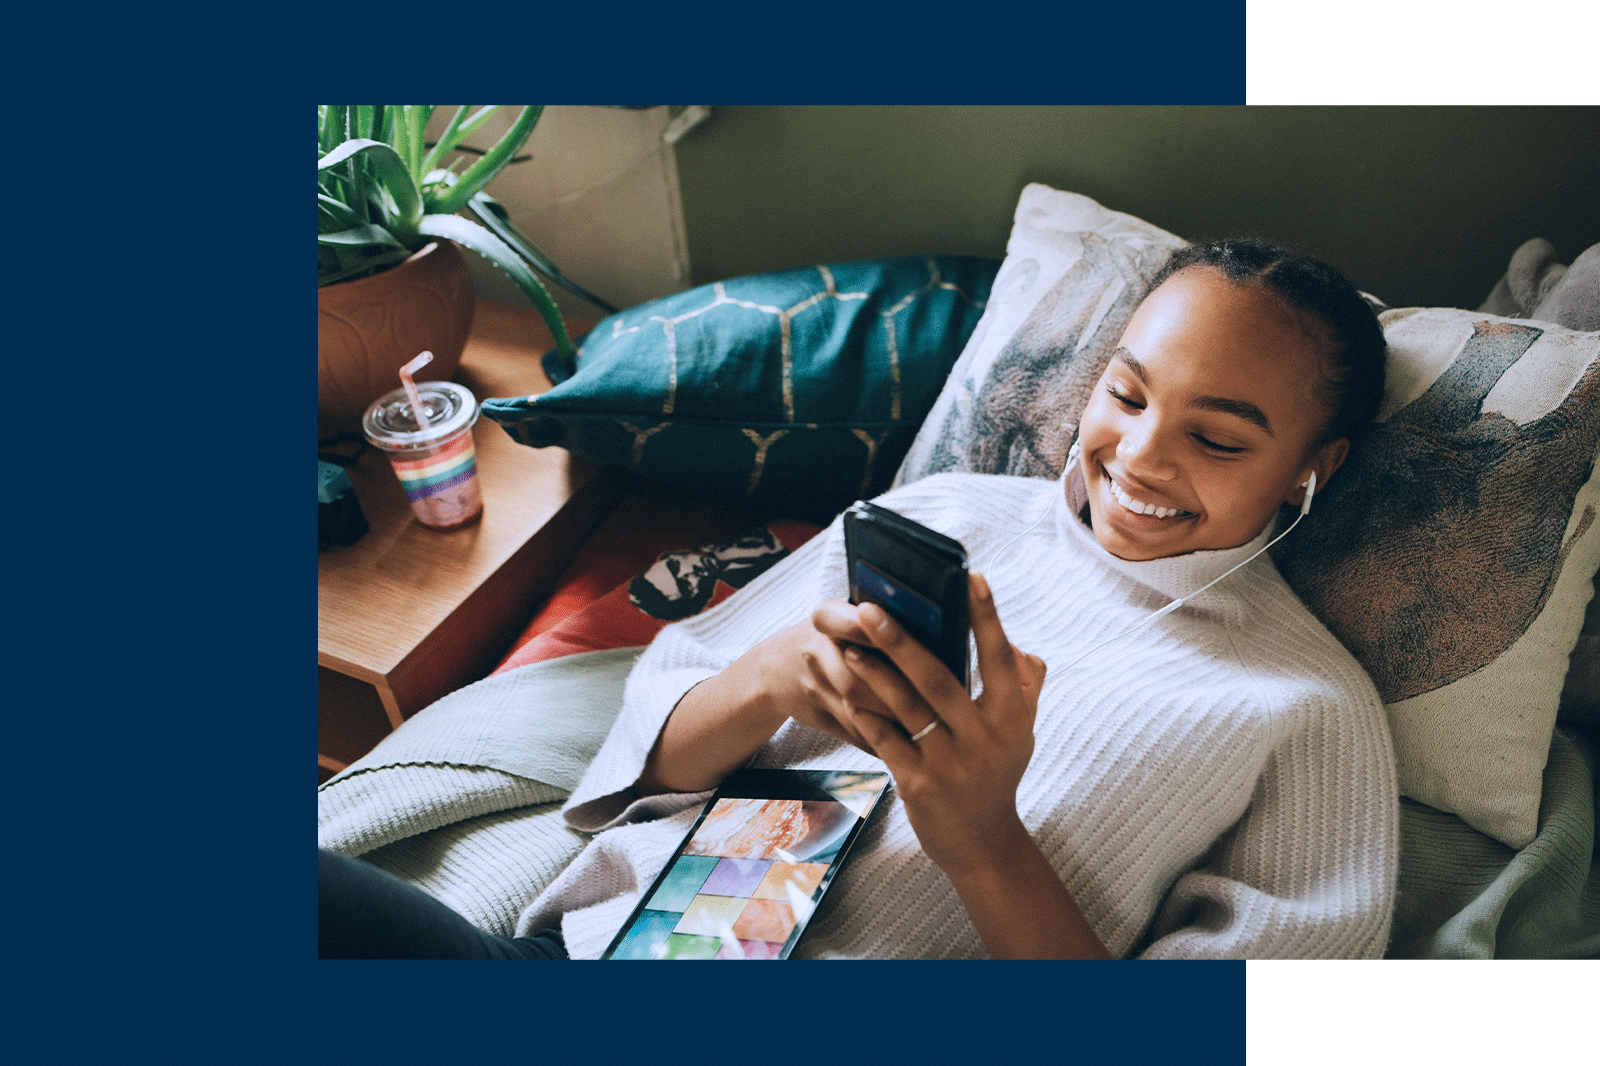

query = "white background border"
[
  {"left": 1249, "top": 0, "right": 1600, "bottom": 103},
  {"left": 1247, "top": 7, "right": 1594, "bottom": 1051}
]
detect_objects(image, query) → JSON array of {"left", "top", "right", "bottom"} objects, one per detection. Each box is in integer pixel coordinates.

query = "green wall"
[{"left": 674, "top": 106, "right": 1599, "bottom": 310}]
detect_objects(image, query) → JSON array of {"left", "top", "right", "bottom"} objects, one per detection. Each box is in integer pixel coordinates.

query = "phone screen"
[
  {"left": 853, "top": 558, "right": 945, "bottom": 637},
  {"left": 601, "top": 769, "right": 891, "bottom": 960}
]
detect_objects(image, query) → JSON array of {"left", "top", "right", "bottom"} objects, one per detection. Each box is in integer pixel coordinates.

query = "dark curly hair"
[{"left": 1150, "top": 238, "right": 1387, "bottom": 451}]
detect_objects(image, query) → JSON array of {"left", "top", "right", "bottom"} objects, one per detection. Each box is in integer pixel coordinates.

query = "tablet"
[{"left": 601, "top": 768, "right": 892, "bottom": 960}]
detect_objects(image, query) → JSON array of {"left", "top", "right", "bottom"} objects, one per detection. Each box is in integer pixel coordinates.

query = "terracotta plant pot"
[{"left": 318, "top": 240, "right": 477, "bottom": 427}]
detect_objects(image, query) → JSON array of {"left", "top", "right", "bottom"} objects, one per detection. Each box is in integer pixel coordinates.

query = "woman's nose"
[{"left": 1117, "top": 420, "right": 1179, "bottom": 480}]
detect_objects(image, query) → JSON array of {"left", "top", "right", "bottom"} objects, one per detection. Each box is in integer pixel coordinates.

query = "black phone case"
[{"left": 843, "top": 500, "right": 970, "bottom": 685}]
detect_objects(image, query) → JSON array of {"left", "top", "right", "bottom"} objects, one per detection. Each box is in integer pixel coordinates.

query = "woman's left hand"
[{"left": 821, "top": 572, "right": 1047, "bottom": 878}]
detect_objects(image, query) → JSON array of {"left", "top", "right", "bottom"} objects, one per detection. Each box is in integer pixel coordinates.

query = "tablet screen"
[{"left": 601, "top": 769, "right": 891, "bottom": 960}]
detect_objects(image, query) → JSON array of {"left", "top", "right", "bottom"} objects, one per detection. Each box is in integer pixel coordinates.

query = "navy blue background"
[{"left": 11, "top": 2, "right": 1246, "bottom": 1061}]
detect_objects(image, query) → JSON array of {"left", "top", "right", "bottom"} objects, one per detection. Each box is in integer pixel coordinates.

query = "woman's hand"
[
  {"left": 636, "top": 602, "right": 900, "bottom": 796},
  {"left": 832, "top": 572, "right": 1110, "bottom": 958},
  {"left": 778, "top": 598, "right": 925, "bottom": 756},
  {"left": 825, "top": 572, "right": 1046, "bottom": 877}
]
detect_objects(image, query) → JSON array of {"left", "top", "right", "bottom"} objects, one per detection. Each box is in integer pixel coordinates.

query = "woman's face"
[{"left": 1075, "top": 266, "right": 1347, "bottom": 561}]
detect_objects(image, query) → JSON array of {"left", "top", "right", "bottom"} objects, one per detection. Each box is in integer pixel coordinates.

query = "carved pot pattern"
[{"left": 317, "top": 240, "right": 477, "bottom": 426}]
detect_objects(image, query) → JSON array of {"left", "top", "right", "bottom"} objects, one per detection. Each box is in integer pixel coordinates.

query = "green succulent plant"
[{"left": 317, "top": 105, "right": 618, "bottom": 360}]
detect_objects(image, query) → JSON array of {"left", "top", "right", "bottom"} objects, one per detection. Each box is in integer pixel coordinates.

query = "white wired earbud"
[
  {"left": 1056, "top": 466, "right": 1321, "bottom": 672},
  {"left": 977, "top": 438, "right": 1322, "bottom": 674}
]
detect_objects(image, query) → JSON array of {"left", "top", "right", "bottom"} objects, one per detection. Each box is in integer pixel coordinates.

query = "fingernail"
[
  {"left": 975, "top": 573, "right": 993, "bottom": 602},
  {"left": 862, "top": 603, "right": 890, "bottom": 631}
]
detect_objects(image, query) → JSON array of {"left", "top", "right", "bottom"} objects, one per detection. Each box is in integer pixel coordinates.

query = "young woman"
[{"left": 321, "top": 238, "right": 1399, "bottom": 960}]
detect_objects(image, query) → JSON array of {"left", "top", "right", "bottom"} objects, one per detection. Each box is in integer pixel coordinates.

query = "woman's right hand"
[
  {"left": 636, "top": 600, "right": 892, "bottom": 796},
  {"left": 763, "top": 600, "right": 903, "bottom": 756}
]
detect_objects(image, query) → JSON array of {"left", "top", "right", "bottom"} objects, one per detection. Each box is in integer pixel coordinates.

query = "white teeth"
[{"left": 1108, "top": 478, "right": 1190, "bottom": 519}]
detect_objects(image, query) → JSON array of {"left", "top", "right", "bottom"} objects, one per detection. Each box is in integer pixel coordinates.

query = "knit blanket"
[
  {"left": 316, "top": 646, "right": 1597, "bottom": 956},
  {"left": 1389, "top": 724, "right": 1598, "bottom": 959},
  {"left": 316, "top": 646, "right": 643, "bottom": 936}
]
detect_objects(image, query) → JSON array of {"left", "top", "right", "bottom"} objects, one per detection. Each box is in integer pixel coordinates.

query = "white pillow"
[{"left": 896, "top": 182, "right": 1600, "bottom": 849}]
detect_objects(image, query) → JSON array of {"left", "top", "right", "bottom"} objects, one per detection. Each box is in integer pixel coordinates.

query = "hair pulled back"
[{"left": 1150, "top": 238, "right": 1387, "bottom": 451}]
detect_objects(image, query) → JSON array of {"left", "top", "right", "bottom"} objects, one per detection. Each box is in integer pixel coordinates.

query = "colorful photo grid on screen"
[
  {"left": 611, "top": 846, "right": 829, "bottom": 959},
  {"left": 605, "top": 772, "right": 890, "bottom": 960}
]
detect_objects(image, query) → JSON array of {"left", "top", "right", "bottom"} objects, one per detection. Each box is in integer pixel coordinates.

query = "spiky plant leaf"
[
  {"left": 469, "top": 192, "right": 619, "bottom": 315},
  {"left": 418, "top": 213, "right": 575, "bottom": 358},
  {"left": 428, "top": 106, "right": 542, "bottom": 216},
  {"left": 422, "top": 105, "right": 499, "bottom": 174},
  {"left": 318, "top": 138, "right": 422, "bottom": 240},
  {"left": 318, "top": 224, "right": 408, "bottom": 248},
  {"left": 319, "top": 104, "right": 618, "bottom": 349},
  {"left": 317, "top": 193, "right": 363, "bottom": 229}
]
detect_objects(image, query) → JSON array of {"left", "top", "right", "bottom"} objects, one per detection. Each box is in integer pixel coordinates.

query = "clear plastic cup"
[{"left": 362, "top": 380, "right": 484, "bottom": 530}]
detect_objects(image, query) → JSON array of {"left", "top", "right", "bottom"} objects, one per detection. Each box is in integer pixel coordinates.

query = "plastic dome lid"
[{"left": 362, "top": 380, "right": 479, "bottom": 452}]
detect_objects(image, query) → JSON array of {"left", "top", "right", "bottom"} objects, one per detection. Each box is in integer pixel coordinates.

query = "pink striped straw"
[{"left": 398, "top": 351, "right": 434, "bottom": 433}]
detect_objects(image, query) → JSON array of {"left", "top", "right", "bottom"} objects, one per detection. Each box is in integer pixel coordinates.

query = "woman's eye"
[
  {"left": 1105, "top": 384, "right": 1243, "bottom": 454},
  {"left": 1195, "top": 435, "right": 1245, "bottom": 454}
]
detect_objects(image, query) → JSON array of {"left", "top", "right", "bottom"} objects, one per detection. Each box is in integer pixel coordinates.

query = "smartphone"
[
  {"left": 843, "top": 500, "right": 970, "bottom": 686},
  {"left": 601, "top": 769, "right": 892, "bottom": 960}
]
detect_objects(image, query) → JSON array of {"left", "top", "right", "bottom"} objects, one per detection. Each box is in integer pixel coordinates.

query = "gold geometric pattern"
[
  {"left": 880, "top": 260, "right": 982, "bottom": 422},
  {"left": 620, "top": 420, "right": 672, "bottom": 466},
  {"left": 627, "top": 257, "right": 986, "bottom": 425},
  {"left": 741, "top": 428, "right": 789, "bottom": 495},
  {"left": 851, "top": 427, "right": 889, "bottom": 497},
  {"left": 482, "top": 254, "right": 999, "bottom": 525},
  {"left": 639, "top": 266, "right": 875, "bottom": 422}
]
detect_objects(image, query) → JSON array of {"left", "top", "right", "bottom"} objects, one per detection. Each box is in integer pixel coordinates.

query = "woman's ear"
[{"left": 1290, "top": 437, "right": 1350, "bottom": 509}]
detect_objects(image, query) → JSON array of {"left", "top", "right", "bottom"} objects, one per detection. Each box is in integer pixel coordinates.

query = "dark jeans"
[{"left": 318, "top": 849, "right": 568, "bottom": 960}]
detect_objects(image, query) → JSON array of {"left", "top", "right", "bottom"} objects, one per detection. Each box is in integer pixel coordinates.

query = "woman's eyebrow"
[
  {"left": 1112, "top": 347, "right": 1275, "bottom": 436},
  {"left": 1194, "top": 395, "right": 1275, "bottom": 436}
]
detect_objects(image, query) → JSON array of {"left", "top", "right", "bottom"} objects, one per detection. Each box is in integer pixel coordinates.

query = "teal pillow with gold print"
[{"left": 483, "top": 255, "right": 999, "bottom": 523}]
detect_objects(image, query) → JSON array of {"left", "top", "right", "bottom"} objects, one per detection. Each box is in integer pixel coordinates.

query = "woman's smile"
[{"left": 1104, "top": 470, "right": 1194, "bottom": 520}]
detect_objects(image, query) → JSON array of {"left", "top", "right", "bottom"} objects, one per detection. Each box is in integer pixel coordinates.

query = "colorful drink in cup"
[{"left": 362, "top": 380, "right": 484, "bottom": 530}]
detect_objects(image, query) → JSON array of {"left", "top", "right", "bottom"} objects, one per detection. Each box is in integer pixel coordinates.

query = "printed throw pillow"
[
  {"left": 484, "top": 255, "right": 1000, "bottom": 525},
  {"left": 895, "top": 182, "right": 1600, "bottom": 849},
  {"left": 1271, "top": 309, "right": 1599, "bottom": 849}
]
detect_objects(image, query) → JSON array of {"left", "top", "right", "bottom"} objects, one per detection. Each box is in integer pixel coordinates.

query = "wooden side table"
[{"left": 318, "top": 300, "right": 627, "bottom": 781}]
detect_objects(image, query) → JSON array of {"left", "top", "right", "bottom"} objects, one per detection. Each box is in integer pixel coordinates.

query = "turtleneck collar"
[{"left": 1053, "top": 461, "right": 1277, "bottom": 603}]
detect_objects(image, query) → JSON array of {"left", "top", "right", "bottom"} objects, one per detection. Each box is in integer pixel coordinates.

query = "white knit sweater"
[{"left": 518, "top": 470, "right": 1399, "bottom": 959}]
